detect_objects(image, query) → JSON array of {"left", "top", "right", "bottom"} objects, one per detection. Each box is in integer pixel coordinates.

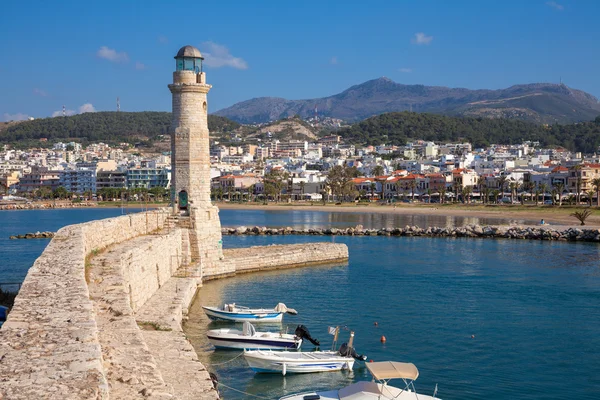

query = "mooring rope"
[
  {"left": 202, "top": 351, "right": 245, "bottom": 366},
  {"left": 216, "top": 381, "right": 273, "bottom": 400}
]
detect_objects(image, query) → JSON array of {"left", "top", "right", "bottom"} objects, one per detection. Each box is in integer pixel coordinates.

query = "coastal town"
[{"left": 2, "top": 131, "right": 600, "bottom": 206}]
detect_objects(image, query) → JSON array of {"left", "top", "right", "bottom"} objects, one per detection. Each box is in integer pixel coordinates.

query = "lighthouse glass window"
[
  {"left": 176, "top": 58, "right": 184, "bottom": 71},
  {"left": 183, "top": 58, "right": 196, "bottom": 71}
]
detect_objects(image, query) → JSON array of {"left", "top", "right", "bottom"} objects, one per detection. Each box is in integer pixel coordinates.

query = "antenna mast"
[
  {"left": 117, "top": 97, "right": 120, "bottom": 112},
  {"left": 62, "top": 105, "right": 66, "bottom": 117}
]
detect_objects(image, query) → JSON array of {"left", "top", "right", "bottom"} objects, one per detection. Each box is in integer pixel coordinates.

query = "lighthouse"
[{"left": 169, "top": 45, "right": 223, "bottom": 268}]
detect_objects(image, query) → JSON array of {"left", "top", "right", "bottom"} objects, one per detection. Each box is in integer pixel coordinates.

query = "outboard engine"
[
  {"left": 338, "top": 342, "right": 367, "bottom": 361},
  {"left": 295, "top": 325, "right": 320, "bottom": 346}
]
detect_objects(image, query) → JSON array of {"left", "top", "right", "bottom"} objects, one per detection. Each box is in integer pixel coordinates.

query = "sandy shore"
[{"left": 217, "top": 202, "right": 600, "bottom": 227}]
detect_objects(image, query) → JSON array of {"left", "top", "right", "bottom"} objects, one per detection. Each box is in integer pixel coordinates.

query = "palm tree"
[
  {"left": 539, "top": 183, "right": 548, "bottom": 205},
  {"left": 592, "top": 177, "right": 600, "bottom": 207},
  {"left": 482, "top": 186, "right": 490, "bottom": 204},
  {"left": 523, "top": 181, "right": 535, "bottom": 204},
  {"left": 439, "top": 186, "right": 447, "bottom": 204},
  {"left": 408, "top": 180, "right": 417, "bottom": 202},
  {"left": 461, "top": 186, "right": 472, "bottom": 204},
  {"left": 395, "top": 181, "right": 402, "bottom": 201},
  {"left": 299, "top": 181, "right": 306, "bottom": 201},
  {"left": 553, "top": 182, "right": 565, "bottom": 207},
  {"left": 370, "top": 182, "right": 376, "bottom": 202},
  {"left": 573, "top": 164, "right": 583, "bottom": 205},
  {"left": 492, "top": 189, "right": 500, "bottom": 204},
  {"left": 497, "top": 176, "right": 508, "bottom": 200},
  {"left": 587, "top": 190, "right": 595, "bottom": 207},
  {"left": 571, "top": 209, "right": 593, "bottom": 226},
  {"left": 371, "top": 165, "right": 384, "bottom": 177},
  {"left": 509, "top": 181, "right": 518, "bottom": 204}
]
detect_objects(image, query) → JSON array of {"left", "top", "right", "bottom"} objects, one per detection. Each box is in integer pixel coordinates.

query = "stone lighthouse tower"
[{"left": 169, "top": 45, "right": 223, "bottom": 269}]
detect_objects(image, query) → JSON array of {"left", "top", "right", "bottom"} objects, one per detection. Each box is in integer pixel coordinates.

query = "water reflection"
[{"left": 219, "top": 209, "right": 536, "bottom": 229}]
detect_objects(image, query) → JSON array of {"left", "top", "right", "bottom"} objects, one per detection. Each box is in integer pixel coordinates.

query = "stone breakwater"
[
  {"left": 222, "top": 225, "right": 600, "bottom": 242},
  {"left": 0, "top": 201, "right": 97, "bottom": 210},
  {"left": 9, "top": 231, "right": 55, "bottom": 239}
]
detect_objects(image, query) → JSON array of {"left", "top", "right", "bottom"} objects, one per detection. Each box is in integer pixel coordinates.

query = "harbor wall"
[
  {"left": 0, "top": 210, "right": 349, "bottom": 399},
  {"left": 0, "top": 209, "right": 174, "bottom": 400}
]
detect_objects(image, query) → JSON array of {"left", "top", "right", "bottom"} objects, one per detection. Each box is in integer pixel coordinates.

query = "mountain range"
[{"left": 214, "top": 78, "right": 600, "bottom": 125}]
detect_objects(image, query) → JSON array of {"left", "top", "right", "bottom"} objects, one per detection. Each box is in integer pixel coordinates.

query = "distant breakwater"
[
  {"left": 222, "top": 225, "right": 600, "bottom": 242},
  {"left": 0, "top": 202, "right": 96, "bottom": 211},
  {"left": 9, "top": 231, "right": 55, "bottom": 239}
]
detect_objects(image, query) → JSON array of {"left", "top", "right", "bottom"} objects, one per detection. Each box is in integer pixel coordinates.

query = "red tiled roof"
[{"left": 551, "top": 166, "right": 568, "bottom": 172}]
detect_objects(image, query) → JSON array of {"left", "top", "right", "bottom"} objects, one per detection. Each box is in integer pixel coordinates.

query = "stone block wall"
[
  {"left": 209, "top": 242, "right": 349, "bottom": 280},
  {"left": 114, "top": 230, "right": 183, "bottom": 312},
  {"left": 0, "top": 209, "right": 175, "bottom": 399}
]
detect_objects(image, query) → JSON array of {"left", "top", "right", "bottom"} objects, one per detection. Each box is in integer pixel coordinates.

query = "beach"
[{"left": 218, "top": 202, "right": 600, "bottom": 227}]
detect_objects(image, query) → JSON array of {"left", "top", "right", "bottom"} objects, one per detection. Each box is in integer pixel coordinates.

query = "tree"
[
  {"left": 299, "top": 181, "right": 306, "bottom": 200},
  {"left": 509, "top": 181, "right": 519, "bottom": 204},
  {"left": 492, "top": 189, "right": 500, "bottom": 204},
  {"left": 264, "top": 169, "right": 288, "bottom": 202},
  {"left": 326, "top": 165, "right": 359, "bottom": 202},
  {"left": 439, "top": 186, "right": 447, "bottom": 204},
  {"left": 587, "top": 190, "right": 595, "bottom": 207},
  {"left": 497, "top": 176, "right": 508, "bottom": 199},
  {"left": 553, "top": 182, "right": 565, "bottom": 207},
  {"left": 461, "top": 186, "right": 473, "bottom": 204},
  {"left": 371, "top": 165, "right": 384, "bottom": 177},
  {"left": 573, "top": 164, "right": 583, "bottom": 205},
  {"left": 53, "top": 186, "right": 68, "bottom": 200},
  {"left": 523, "top": 181, "right": 535, "bottom": 204},
  {"left": 592, "top": 177, "right": 600, "bottom": 207},
  {"left": 571, "top": 209, "right": 593, "bottom": 226},
  {"left": 538, "top": 183, "right": 548, "bottom": 205},
  {"left": 408, "top": 180, "right": 417, "bottom": 202}
]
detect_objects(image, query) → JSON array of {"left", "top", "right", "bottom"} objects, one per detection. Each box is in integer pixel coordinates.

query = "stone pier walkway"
[
  {"left": 88, "top": 235, "right": 218, "bottom": 399},
  {"left": 136, "top": 277, "right": 218, "bottom": 400}
]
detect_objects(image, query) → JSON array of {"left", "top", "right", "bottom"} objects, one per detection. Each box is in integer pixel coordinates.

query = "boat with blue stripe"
[{"left": 202, "top": 303, "right": 297, "bottom": 323}]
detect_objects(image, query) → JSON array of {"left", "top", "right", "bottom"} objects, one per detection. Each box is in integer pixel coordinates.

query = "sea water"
[
  {"left": 185, "top": 235, "right": 600, "bottom": 400},
  {"left": 1, "top": 209, "right": 599, "bottom": 399}
]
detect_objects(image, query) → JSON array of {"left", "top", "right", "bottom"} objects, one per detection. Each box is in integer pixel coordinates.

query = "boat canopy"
[{"left": 367, "top": 361, "right": 419, "bottom": 381}]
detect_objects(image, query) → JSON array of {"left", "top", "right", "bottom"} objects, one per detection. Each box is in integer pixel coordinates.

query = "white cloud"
[
  {"left": 201, "top": 41, "right": 248, "bottom": 70},
  {"left": 412, "top": 32, "right": 433, "bottom": 45},
  {"left": 135, "top": 61, "right": 146, "bottom": 70},
  {"left": 97, "top": 46, "right": 129, "bottom": 63},
  {"left": 330, "top": 56, "right": 338, "bottom": 65},
  {"left": 33, "top": 88, "right": 48, "bottom": 97},
  {"left": 399, "top": 68, "right": 413, "bottom": 73},
  {"left": 546, "top": 1, "right": 564, "bottom": 10},
  {"left": 51, "top": 103, "right": 95, "bottom": 117},
  {"left": 158, "top": 35, "right": 168, "bottom": 44},
  {"left": 3, "top": 113, "right": 31, "bottom": 122},
  {"left": 78, "top": 103, "right": 96, "bottom": 114}
]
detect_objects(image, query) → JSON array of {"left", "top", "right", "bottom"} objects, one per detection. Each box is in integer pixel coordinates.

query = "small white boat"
[
  {"left": 244, "top": 329, "right": 365, "bottom": 375},
  {"left": 202, "top": 302, "right": 297, "bottom": 323},
  {"left": 244, "top": 349, "right": 355, "bottom": 375},
  {"left": 207, "top": 322, "right": 302, "bottom": 350},
  {"left": 279, "top": 361, "right": 441, "bottom": 400}
]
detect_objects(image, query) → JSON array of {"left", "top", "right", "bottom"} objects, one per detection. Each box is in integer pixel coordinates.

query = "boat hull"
[
  {"left": 244, "top": 350, "right": 354, "bottom": 375},
  {"left": 203, "top": 306, "right": 283, "bottom": 322},
  {"left": 207, "top": 330, "right": 301, "bottom": 350}
]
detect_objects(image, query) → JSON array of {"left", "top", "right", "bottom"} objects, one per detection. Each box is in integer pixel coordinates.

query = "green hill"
[
  {"left": 337, "top": 112, "right": 600, "bottom": 153},
  {"left": 0, "top": 112, "right": 240, "bottom": 147}
]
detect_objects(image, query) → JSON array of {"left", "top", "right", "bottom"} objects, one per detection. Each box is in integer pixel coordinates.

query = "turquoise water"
[
  {"left": 0, "top": 208, "right": 144, "bottom": 286},
  {"left": 2, "top": 209, "right": 599, "bottom": 399},
  {"left": 186, "top": 235, "right": 600, "bottom": 400}
]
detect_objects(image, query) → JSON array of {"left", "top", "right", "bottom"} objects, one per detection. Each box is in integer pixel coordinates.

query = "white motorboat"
[
  {"left": 207, "top": 322, "right": 302, "bottom": 350},
  {"left": 244, "top": 329, "right": 366, "bottom": 375},
  {"left": 243, "top": 349, "right": 355, "bottom": 375},
  {"left": 279, "top": 361, "right": 441, "bottom": 400},
  {"left": 202, "top": 302, "right": 297, "bottom": 323}
]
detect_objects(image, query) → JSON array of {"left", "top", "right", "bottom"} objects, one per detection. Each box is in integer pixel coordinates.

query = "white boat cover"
[
  {"left": 274, "top": 303, "right": 298, "bottom": 315},
  {"left": 242, "top": 321, "right": 256, "bottom": 336},
  {"left": 367, "top": 361, "right": 419, "bottom": 381}
]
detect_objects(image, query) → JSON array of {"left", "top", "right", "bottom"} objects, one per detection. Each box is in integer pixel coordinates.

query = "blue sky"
[{"left": 1, "top": 0, "right": 599, "bottom": 121}]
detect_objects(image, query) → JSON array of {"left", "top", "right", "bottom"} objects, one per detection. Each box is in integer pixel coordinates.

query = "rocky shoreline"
[
  {"left": 9, "top": 231, "right": 55, "bottom": 239},
  {"left": 222, "top": 225, "right": 600, "bottom": 242},
  {"left": 0, "top": 202, "right": 97, "bottom": 211}
]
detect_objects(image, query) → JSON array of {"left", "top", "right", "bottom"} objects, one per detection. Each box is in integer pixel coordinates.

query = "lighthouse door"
[{"left": 178, "top": 190, "right": 189, "bottom": 215}]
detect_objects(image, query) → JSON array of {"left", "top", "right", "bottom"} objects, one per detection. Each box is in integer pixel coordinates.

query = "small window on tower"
[{"left": 203, "top": 102, "right": 207, "bottom": 111}]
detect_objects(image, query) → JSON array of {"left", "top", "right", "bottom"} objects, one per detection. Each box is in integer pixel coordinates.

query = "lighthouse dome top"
[{"left": 175, "top": 45, "right": 203, "bottom": 60}]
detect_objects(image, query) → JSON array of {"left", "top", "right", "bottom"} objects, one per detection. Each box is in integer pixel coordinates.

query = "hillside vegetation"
[
  {"left": 338, "top": 112, "right": 600, "bottom": 153},
  {"left": 0, "top": 112, "right": 240, "bottom": 147}
]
